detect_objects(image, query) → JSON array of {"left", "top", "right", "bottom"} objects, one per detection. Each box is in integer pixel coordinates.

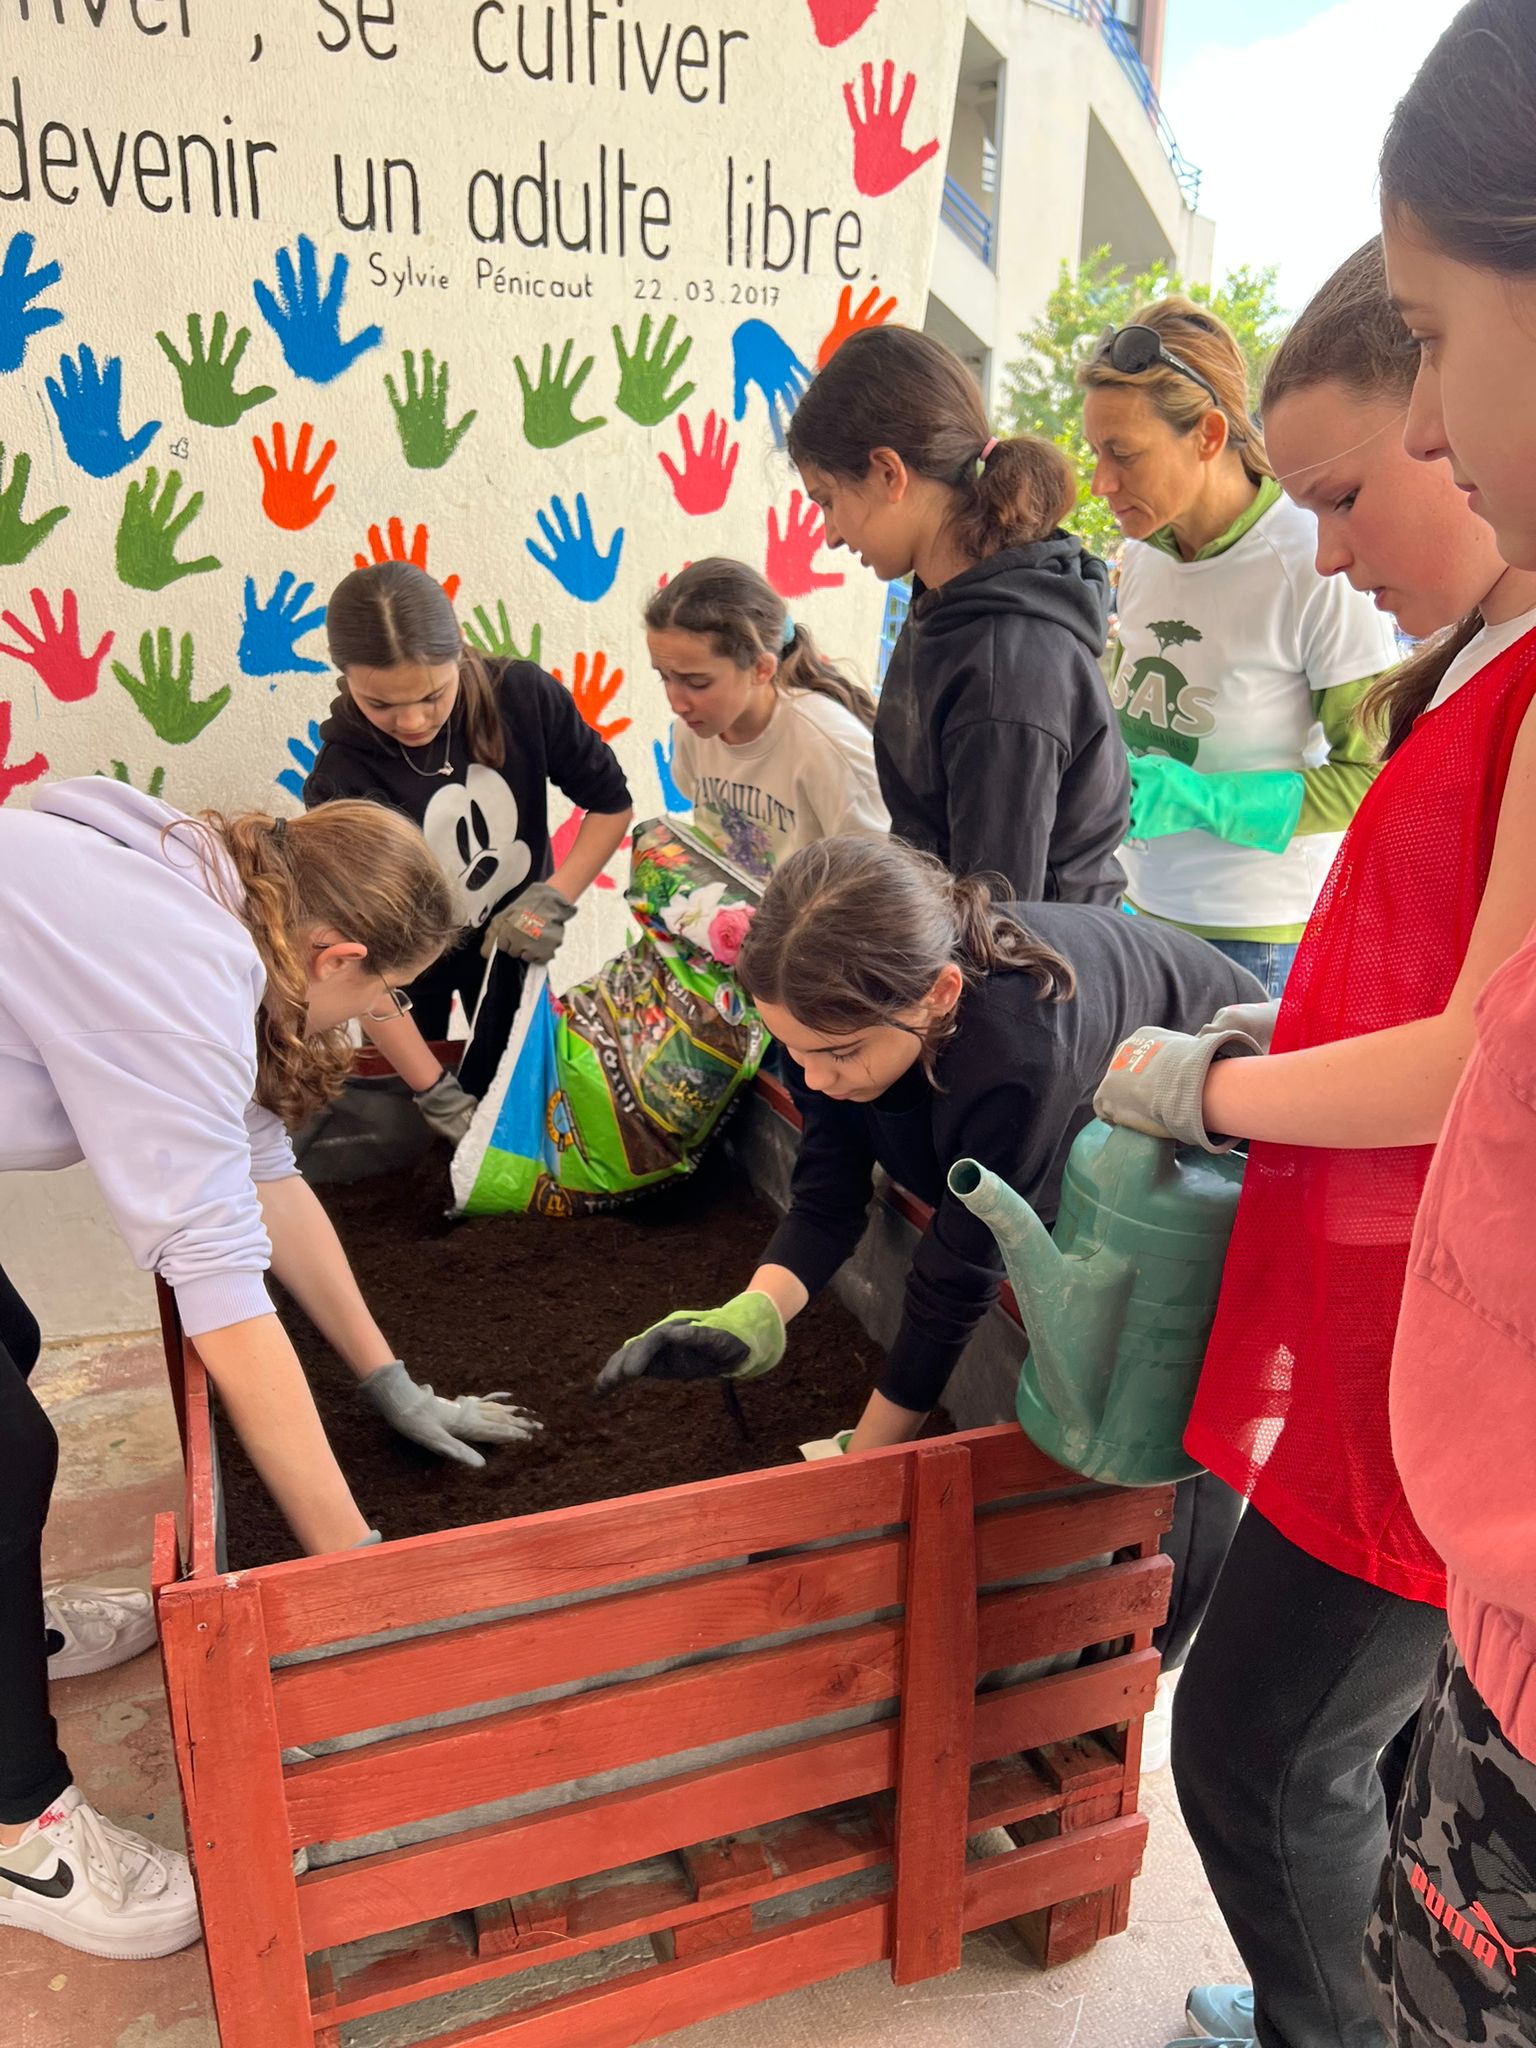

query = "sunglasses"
[{"left": 1098, "top": 324, "right": 1224, "bottom": 411}]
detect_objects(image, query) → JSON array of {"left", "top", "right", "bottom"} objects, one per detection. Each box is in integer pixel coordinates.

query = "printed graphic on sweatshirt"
[
  {"left": 422, "top": 765, "right": 530, "bottom": 927},
  {"left": 693, "top": 775, "right": 788, "bottom": 879},
  {"left": 1110, "top": 620, "right": 1215, "bottom": 767}
]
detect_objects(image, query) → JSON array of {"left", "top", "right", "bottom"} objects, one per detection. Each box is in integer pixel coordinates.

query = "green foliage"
[{"left": 1000, "top": 246, "right": 1286, "bottom": 561}]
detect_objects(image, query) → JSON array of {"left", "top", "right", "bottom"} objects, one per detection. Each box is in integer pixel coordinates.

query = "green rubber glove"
[
  {"left": 1128, "top": 754, "right": 1304, "bottom": 854},
  {"left": 595, "top": 1290, "right": 786, "bottom": 1392}
]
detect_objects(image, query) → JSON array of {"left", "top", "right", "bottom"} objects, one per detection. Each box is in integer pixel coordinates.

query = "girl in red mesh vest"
[{"left": 1093, "top": 197, "right": 1536, "bottom": 2048}]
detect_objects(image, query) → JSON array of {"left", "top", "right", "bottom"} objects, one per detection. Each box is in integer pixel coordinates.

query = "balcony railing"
[
  {"left": 941, "top": 175, "right": 995, "bottom": 266},
  {"left": 1029, "top": 0, "right": 1202, "bottom": 209}
]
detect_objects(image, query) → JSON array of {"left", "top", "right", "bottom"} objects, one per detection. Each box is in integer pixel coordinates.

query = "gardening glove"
[
  {"left": 1093, "top": 1025, "right": 1264, "bottom": 1152},
  {"left": 413, "top": 1070, "right": 477, "bottom": 1144},
  {"left": 595, "top": 1291, "right": 786, "bottom": 1393},
  {"left": 360, "top": 1360, "right": 543, "bottom": 1469},
  {"left": 1128, "top": 755, "right": 1304, "bottom": 854},
  {"left": 481, "top": 882, "right": 575, "bottom": 965},
  {"left": 1200, "top": 998, "right": 1282, "bottom": 1053},
  {"left": 353, "top": 1530, "right": 383, "bottom": 1548}
]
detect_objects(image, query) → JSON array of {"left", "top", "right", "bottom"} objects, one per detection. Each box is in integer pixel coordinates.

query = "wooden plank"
[
  {"left": 157, "top": 1578, "right": 313, "bottom": 2048},
  {"left": 967, "top": 1759, "right": 1059, "bottom": 1833},
  {"left": 178, "top": 1338, "right": 219, "bottom": 1582},
  {"left": 891, "top": 1442, "right": 976, "bottom": 1986},
  {"left": 963, "top": 1813, "right": 1147, "bottom": 1934},
  {"left": 683, "top": 1834, "right": 774, "bottom": 1901},
  {"left": 973, "top": 1650, "right": 1161, "bottom": 1769},
  {"left": 154, "top": 1277, "right": 187, "bottom": 1455},
  {"left": 976, "top": 1489, "right": 1174, "bottom": 1582},
  {"left": 976, "top": 1556, "right": 1171, "bottom": 1670},
  {"left": 667, "top": 1906, "right": 755, "bottom": 1959},
  {"left": 149, "top": 1511, "right": 181, "bottom": 1599},
  {"left": 1110, "top": 1527, "right": 1163, "bottom": 1938},
  {"left": 272, "top": 1534, "right": 905, "bottom": 1750}
]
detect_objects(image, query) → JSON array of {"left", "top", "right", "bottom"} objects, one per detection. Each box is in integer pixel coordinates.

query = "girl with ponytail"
[{"left": 786, "top": 327, "right": 1129, "bottom": 904}]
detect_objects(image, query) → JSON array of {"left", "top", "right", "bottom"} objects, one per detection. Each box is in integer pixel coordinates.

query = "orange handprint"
[
  {"left": 817, "top": 284, "right": 899, "bottom": 368},
  {"left": 552, "top": 650, "right": 630, "bottom": 741},
  {"left": 354, "top": 517, "right": 460, "bottom": 603},
  {"left": 253, "top": 421, "right": 336, "bottom": 531}
]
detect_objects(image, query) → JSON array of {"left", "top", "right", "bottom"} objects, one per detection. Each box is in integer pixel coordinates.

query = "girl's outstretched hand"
[
  {"left": 359, "top": 1360, "right": 542, "bottom": 1468},
  {"left": 595, "top": 1291, "right": 786, "bottom": 1392}
]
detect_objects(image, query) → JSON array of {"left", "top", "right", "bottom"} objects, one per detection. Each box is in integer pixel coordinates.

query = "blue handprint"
[
  {"left": 524, "top": 493, "right": 624, "bottom": 602},
  {"left": 276, "top": 719, "right": 324, "bottom": 800},
  {"left": 46, "top": 346, "right": 160, "bottom": 478},
  {"left": 731, "top": 319, "right": 812, "bottom": 449},
  {"left": 653, "top": 728, "right": 693, "bottom": 813},
  {"left": 239, "top": 572, "right": 328, "bottom": 681},
  {"left": 253, "top": 235, "right": 382, "bottom": 384},
  {"left": 0, "top": 233, "right": 63, "bottom": 374}
]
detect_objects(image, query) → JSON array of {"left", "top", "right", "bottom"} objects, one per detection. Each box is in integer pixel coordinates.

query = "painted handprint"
[
  {"left": 386, "top": 349, "right": 476, "bottom": 469},
  {"left": 807, "top": 0, "right": 880, "bottom": 45},
  {"left": 253, "top": 235, "right": 382, "bottom": 384},
  {"left": 354, "top": 518, "right": 460, "bottom": 603},
  {"left": 844, "top": 61, "right": 940, "bottom": 196},
  {"left": 551, "top": 804, "right": 623, "bottom": 889},
  {"left": 659, "top": 410, "right": 739, "bottom": 516},
  {"left": 525, "top": 494, "right": 623, "bottom": 603},
  {"left": 613, "top": 314, "right": 696, "bottom": 428},
  {"left": 514, "top": 341, "right": 605, "bottom": 450},
  {"left": 46, "top": 346, "right": 160, "bottom": 478},
  {"left": 0, "top": 704, "right": 46, "bottom": 806},
  {"left": 112, "top": 627, "right": 229, "bottom": 745},
  {"left": 731, "top": 320, "right": 811, "bottom": 448},
  {"left": 239, "top": 572, "right": 328, "bottom": 679},
  {"left": 116, "top": 468, "right": 221, "bottom": 592},
  {"left": 100, "top": 761, "right": 167, "bottom": 800},
  {"left": 0, "top": 232, "right": 64, "bottom": 374},
  {"left": 462, "top": 600, "right": 542, "bottom": 667},
  {"left": 0, "top": 589, "right": 112, "bottom": 703},
  {"left": 818, "top": 284, "right": 899, "bottom": 367},
  {"left": 767, "top": 491, "right": 846, "bottom": 598},
  {"left": 276, "top": 719, "right": 324, "bottom": 800},
  {"left": 0, "top": 446, "right": 68, "bottom": 567},
  {"left": 653, "top": 727, "right": 693, "bottom": 813},
  {"left": 552, "top": 652, "right": 631, "bottom": 741},
  {"left": 253, "top": 422, "right": 336, "bottom": 531},
  {"left": 155, "top": 312, "right": 276, "bottom": 428}
]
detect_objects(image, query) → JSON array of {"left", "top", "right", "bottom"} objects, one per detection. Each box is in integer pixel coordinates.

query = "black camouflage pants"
[{"left": 1366, "top": 1637, "right": 1536, "bottom": 2045}]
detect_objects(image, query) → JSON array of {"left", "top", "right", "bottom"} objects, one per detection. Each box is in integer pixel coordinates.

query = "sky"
[{"left": 1158, "top": 0, "right": 1465, "bottom": 313}]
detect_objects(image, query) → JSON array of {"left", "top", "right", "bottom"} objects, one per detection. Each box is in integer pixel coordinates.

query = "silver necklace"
[{"left": 393, "top": 729, "right": 454, "bottom": 779}]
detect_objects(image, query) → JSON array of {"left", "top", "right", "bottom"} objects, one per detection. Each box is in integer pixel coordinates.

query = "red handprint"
[
  {"left": 253, "top": 421, "right": 336, "bottom": 532},
  {"left": 807, "top": 0, "right": 880, "bottom": 45},
  {"left": 0, "top": 702, "right": 46, "bottom": 805},
  {"left": 354, "top": 518, "right": 460, "bottom": 604},
  {"left": 552, "top": 651, "right": 631, "bottom": 741},
  {"left": 656, "top": 560, "right": 695, "bottom": 590},
  {"left": 551, "top": 804, "right": 628, "bottom": 889},
  {"left": 843, "top": 61, "right": 940, "bottom": 196},
  {"left": 766, "top": 491, "right": 846, "bottom": 599},
  {"left": 658, "top": 410, "right": 740, "bottom": 516},
  {"left": 818, "top": 284, "right": 900, "bottom": 369},
  {"left": 0, "top": 588, "right": 112, "bottom": 703}
]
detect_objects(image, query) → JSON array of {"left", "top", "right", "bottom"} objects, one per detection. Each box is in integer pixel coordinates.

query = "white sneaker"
[
  {"left": 44, "top": 1583, "right": 157, "bottom": 1680},
  {"left": 0, "top": 1787, "right": 201, "bottom": 1959},
  {"left": 1140, "top": 1669, "right": 1178, "bottom": 1774}
]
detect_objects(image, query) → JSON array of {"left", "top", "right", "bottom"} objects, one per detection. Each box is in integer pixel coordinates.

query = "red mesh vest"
[{"left": 1187, "top": 628, "right": 1536, "bottom": 1606}]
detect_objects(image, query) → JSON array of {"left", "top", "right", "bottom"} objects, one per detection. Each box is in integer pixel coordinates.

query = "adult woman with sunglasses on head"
[{"left": 1082, "top": 299, "right": 1399, "bottom": 999}]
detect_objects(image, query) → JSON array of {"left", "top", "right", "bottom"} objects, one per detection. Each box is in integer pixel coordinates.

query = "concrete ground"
[{"left": 6, "top": 1337, "right": 1241, "bottom": 2048}]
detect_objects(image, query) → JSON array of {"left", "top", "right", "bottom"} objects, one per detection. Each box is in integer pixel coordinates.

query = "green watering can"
[{"left": 948, "top": 1122, "right": 1244, "bottom": 1486}]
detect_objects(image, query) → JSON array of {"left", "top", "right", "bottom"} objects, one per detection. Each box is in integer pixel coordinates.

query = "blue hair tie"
[{"left": 781, "top": 616, "right": 797, "bottom": 649}]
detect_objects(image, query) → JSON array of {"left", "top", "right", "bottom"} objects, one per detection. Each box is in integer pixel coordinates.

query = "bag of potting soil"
[{"left": 449, "top": 817, "right": 766, "bottom": 1217}]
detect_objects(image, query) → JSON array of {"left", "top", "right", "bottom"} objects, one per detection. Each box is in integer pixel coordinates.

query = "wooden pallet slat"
[{"left": 976, "top": 1487, "right": 1175, "bottom": 1582}]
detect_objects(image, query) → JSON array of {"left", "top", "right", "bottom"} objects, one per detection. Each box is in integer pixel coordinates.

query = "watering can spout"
[{"left": 947, "top": 1158, "right": 1066, "bottom": 1299}]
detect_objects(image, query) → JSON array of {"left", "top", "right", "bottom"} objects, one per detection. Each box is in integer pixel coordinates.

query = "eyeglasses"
[
  {"left": 1098, "top": 324, "right": 1224, "bottom": 411},
  {"left": 363, "top": 984, "right": 415, "bottom": 1025}
]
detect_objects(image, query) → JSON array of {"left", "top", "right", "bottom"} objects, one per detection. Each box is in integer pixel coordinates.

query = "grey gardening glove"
[
  {"left": 595, "top": 1290, "right": 786, "bottom": 1393},
  {"left": 413, "top": 1070, "right": 477, "bottom": 1144},
  {"left": 360, "top": 1360, "right": 543, "bottom": 1469},
  {"left": 1199, "top": 998, "right": 1281, "bottom": 1053},
  {"left": 1092, "top": 1025, "right": 1264, "bottom": 1152},
  {"left": 481, "top": 882, "right": 575, "bottom": 965}
]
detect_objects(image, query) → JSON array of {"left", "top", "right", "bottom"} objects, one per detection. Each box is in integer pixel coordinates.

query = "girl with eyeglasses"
[
  {"left": 0, "top": 783, "right": 538, "bottom": 1962},
  {"left": 1082, "top": 298, "right": 1399, "bottom": 1002}
]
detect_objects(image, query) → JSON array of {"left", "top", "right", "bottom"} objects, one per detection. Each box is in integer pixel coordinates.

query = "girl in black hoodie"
[{"left": 787, "top": 327, "right": 1128, "bottom": 902}]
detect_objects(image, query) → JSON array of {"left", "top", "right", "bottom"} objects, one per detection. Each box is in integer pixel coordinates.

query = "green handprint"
[
  {"left": 461, "top": 600, "right": 542, "bottom": 666},
  {"left": 0, "top": 444, "right": 69, "bottom": 567},
  {"left": 154, "top": 312, "right": 276, "bottom": 429},
  {"left": 99, "top": 760, "right": 167, "bottom": 799},
  {"left": 612, "top": 314, "right": 695, "bottom": 427},
  {"left": 115, "top": 468, "right": 222, "bottom": 592},
  {"left": 385, "top": 349, "right": 477, "bottom": 469},
  {"left": 514, "top": 340, "right": 606, "bottom": 450},
  {"left": 111, "top": 628, "right": 229, "bottom": 745}
]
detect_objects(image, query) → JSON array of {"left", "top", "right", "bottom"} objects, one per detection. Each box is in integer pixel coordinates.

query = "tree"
[{"left": 1000, "top": 246, "right": 1286, "bottom": 560}]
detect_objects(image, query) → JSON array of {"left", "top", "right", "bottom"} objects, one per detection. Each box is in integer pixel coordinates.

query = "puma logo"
[{"left": 1410, "top": 1862, "right": 1536, "bottom": 1978}]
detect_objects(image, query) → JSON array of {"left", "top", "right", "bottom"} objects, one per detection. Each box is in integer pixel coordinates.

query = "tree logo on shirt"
[{"left": 1111, "top": 619, "right": 1217, "bottom": 767}]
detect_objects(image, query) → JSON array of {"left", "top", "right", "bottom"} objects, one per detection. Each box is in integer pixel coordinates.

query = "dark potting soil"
[{"left": 220, "top": 1144, "right": 891, "bottom": 1566}]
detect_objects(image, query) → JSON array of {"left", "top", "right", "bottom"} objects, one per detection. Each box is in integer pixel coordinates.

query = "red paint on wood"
[
  {"left": 683, "top": 1834, "right": 774, "bottom": 1901},
  {"left": 976, "top": 1557, "right": 1172, "bottom": 1671},
  {"left": 976, "top": 1488, "right": 1173, "bottom": 1581}
]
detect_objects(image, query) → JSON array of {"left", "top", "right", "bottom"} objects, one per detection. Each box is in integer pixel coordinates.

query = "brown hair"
[
  {"left": 1080, "top": 295, "right": 1274, "bottom": 486},
  {"left": 786, "top": 327, "right": 1076, "bottom": 564},
  {"left": 644, "top": 557, "right": 876, "bottom": 730},
  {"left": 172, "top": 802, "right": 458, "bottom": 1126},
  {"left": 736, "top": 836, "right": 1073, "bottom": 1080},
  {"left": 326, "top": 561, "right": 505, "bottom": 770}
]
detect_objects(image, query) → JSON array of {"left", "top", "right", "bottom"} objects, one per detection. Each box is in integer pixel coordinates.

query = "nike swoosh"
[{"left": 0, "top": 1861, "right": 73, "bottom": 1900}]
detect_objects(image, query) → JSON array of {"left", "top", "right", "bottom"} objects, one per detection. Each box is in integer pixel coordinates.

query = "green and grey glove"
[
  {"left": 1092, "top": 1025, "right": 1264, "bottom": 1151},
  {"left": 1129, "top": 754, "right": 1304, "bottom": 853},
  {"left": 1199, "top": 999, "right": 1282, "bottom": 1053},
  {"left": 360, "top": 1360, "right": 543, "bottom": 1468},
  {"left": 481, "top": 882, "right": 575, "bottom": 965},
  {"left": 595, "top": 1290, "right": 786, "bottom": 1393},
  {"left": 413, "top": 1069, "right": 477, "bottom": 1144}
]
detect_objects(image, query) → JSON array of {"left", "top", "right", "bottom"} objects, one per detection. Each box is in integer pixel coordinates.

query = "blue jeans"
[{"left": 1207, "top": 937, "right": 1298, "bottom": 1001}]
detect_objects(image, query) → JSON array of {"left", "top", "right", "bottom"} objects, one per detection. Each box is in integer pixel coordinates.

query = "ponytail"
[
  {"left": 1362, "top": 611, "right": 1484, "bottom": 760},
  {"left": 326, "top": 561, "right": 506, "bottom": 771},
  {"left": 948, "top": 436, "right": 1076, "bottom": 562}
]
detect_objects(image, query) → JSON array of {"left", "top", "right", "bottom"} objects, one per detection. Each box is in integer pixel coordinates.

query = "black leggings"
[{"left": 0, "top": 1263, "right": 68, "bottom": 1824}]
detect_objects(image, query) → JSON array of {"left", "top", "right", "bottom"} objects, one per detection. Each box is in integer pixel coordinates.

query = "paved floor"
[{"left": 6, "top": 1337, "right": 1241, "bottom": 2048}]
